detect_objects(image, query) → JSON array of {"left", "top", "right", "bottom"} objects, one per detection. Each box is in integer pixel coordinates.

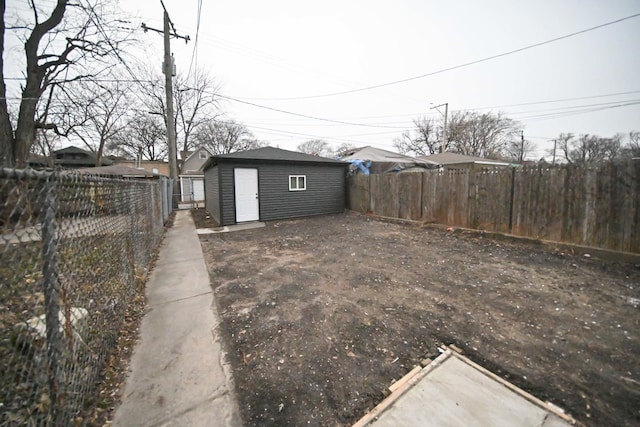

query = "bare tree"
[
  {"left": 334, "top": 142, "right": 356, "bottom": 157},
  {"left": 193, "top": 118, "right": 261, "bottom": 156},
  {"left": 393, "top": 117, "right": 440, "bottom": 156},
  {"left": 297, "top": 139, "right": 333, "bottom": 157},
  {"left": 109, "top": 112, "right": 167, "bottom": 161},
  {"left": 557, "top": 133, "right": 623, "bottom": 165},
  {"left": 447, "top": 111, "right": 521, "bottom": 158},
  {"left": 555, "top": 132, "right": 575, "bottom": 164},
  {"left": 28, "top": 82, "right": 79, "bottom": 164},
  {"left": 626, "top": 130, "right": 640, "bottom": 157},
  {"left": 31, "top": 128, "right": 61, "bottom": 167},
  {"left": 0, "top": 0, "right": 134, "bottom": 167},
  {"left": 58, "top": 79, "right": 130, "bottom": 165},
  {"left": 174, "top": 70, "right": 220, "bottom": 158},
  {"left": 137, "top": 67, "right": 220, "bottom": 160},
  {"left": 504, "top": 137, "right": 536, "bottom": 163}
]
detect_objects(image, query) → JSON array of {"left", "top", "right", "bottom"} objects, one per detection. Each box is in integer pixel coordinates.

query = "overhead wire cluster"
[
  {"left": 3, "top": 6, "right": 639, "bottom": 151},
  {"left": 193, "top": 11, "right": 640, "bottom": 148}
]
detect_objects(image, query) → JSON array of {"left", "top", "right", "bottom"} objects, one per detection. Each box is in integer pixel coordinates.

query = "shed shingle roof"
[{"left": 209, "top": 146, "right": 345, "bottom": 165}]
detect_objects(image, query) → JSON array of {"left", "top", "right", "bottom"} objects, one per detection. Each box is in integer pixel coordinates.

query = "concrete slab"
[
  {"left": 197, "top": 221, "right": 265, "bottom": 234},
  {"left": 113, "top": 210, "right": 241, "bottom": 427},
  {"left": 355, "top": 349, "right": 576, "bottom": 427}
]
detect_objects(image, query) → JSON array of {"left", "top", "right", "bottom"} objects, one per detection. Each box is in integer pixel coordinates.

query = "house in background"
[
  {"left": 203, "top": 147, "right": 347, "bottom": 226},
  {"left": 418, "top": 152, "right": 512, "bottom": 170},
  {"left": 28, "top": 146, "right": 113, "bottom": 169},
  {"left": 338, "top": 146, "right": 440, "bottom": 175},
  {"left": 177, "top": 146, "right": 213, "bottom": 208},
  {"left": 111, "top": 159, "right": 169, "bottom": 176},
  {"left": 76, "top": 165, "right": 165, "bottom": 179}
]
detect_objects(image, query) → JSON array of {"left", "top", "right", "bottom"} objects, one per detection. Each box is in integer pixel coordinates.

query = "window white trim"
[
  {"left": 289, "top": 175, "right": 306, "bottom": 191},
  {"left": 198, "top": 150, "right": 208, "bottom": 160}
]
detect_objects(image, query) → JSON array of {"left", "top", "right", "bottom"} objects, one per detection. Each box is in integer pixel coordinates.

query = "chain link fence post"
[{"left": 40, "top": 175, "right": 63, "bottom": 424}]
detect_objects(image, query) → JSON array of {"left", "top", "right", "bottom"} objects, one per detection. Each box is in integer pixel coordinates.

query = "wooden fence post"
[
  {"left": 508, "top": 167, "right": 516, "bottom": 234},
  {"left": 467, "top": 168, "right": 476, "bottom": 228}
]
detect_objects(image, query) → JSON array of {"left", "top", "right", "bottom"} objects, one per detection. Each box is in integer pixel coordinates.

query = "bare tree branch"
[
  {"left": 447, "top": 111, "right": 521, "bottom": 158},
  {"left": 0, "top": 0, "right": 137, "bottom": 167},
  {"left": 394, "top": 117, "right": 440, "bottom": 156}
]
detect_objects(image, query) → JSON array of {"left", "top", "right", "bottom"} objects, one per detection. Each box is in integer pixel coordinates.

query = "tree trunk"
[
  {"left": 0, "top": 1, "right": 15, "bottom": 167},
  {"left": 1, "top": 0, "right": 67, "bottom": 168},
  {"left": 14, "top": 96, "right": 39, "bottom": 168}
]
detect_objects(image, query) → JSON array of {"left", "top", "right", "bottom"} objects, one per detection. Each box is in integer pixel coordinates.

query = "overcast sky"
[{"left": 14, "top": 1, "right": 640, "bottom": 159}]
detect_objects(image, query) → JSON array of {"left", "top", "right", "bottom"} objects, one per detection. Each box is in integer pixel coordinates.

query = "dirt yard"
[{"left": 193, "top": 210, "right": 640, "bottom": 427}]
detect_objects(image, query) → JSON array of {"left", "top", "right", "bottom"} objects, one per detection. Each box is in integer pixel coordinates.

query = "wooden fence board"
[
  {"left": 347, "top": 175, "right": 370, "bottom": 213},
  {"left": 398, "top": 173, "right": 422, "bottom": 220},
  {"left": 345, "top": 160, "right": 639, "bottom": 253}
]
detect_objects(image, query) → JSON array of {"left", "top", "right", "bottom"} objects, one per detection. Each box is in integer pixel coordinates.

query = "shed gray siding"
[
  {"left": 219, "top": 165, "right": 236, "bottom": 225},
  {"left": 215, "top": 162, "right": 345, "bottom": 226},
  {"left": 204, "top": 165, "right": 221, "bottom": 224},
  {"left": 259, "top": 163, "right": 345, "bottom": 221}
]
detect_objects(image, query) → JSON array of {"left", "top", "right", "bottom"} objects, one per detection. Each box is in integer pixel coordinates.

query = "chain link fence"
[{"left": 0, "top": 168, "right": 171, "bottom": 426}]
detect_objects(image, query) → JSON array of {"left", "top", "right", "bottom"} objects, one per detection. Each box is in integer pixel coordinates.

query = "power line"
[
  {"left": 463, "top": 90, "right": 640, "bottom": 111},
  {"left": 187, "top": 0, "right": 203, "bottom": 78},
  {"left": 215, "top": 93, "right": 407, "bottom": 129},
  {"left": 237, "top": 12, "right": 640, "bottom": 101},
  {"left": 518, "top": 100, "right": 640, "bottom": 122},
  {"left": 244, "top": 124, "right": 371, "bottom": 145},
  {"left": 506, "top": 98, "right": 640, "bottom": 117},
  {"left": 230, "top": 89, "right": 640, "bottom": 122},
  {"left": 6, "top": 72, "right": 638, "bottom": 121}
]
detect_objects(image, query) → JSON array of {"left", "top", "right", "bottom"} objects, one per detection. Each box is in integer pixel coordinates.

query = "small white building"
[{"left": 178, "top": 146, "right": 212, "bottom": 208}]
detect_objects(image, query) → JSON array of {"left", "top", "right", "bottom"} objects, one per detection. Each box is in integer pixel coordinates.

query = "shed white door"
[
  {"left": 234, "top": 168, "right": 259, "bottom": 222},
  {"left": 192, "top": 178, "right": 205, "bottom": 201}
]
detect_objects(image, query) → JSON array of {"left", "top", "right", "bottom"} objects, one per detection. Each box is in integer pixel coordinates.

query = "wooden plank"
[
  {"left": 449, "top": 343, "right": 463, "bottom": 354},
  {"left": 388, "top": 365, "right": 422, "bottom": 393}
]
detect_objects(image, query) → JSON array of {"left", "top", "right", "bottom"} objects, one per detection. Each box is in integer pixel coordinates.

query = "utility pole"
[
  {"left": 164, "top": 11, "right": 177, "bottom": 182},
  {"left": 141, "top": 1, "right": 189, "bottom": 205},
  {"left": 430, "top": 102, "right": 448, "bottom": 153},
  {"left": 552, "top": 139, "right": 557, "bottom": 165},
  {"left": 520, "top": 130, "right": 525, "bottom": 163}
]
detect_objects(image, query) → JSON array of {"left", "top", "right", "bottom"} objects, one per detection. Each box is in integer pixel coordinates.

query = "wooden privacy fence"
[{"left": 346, "top": 160, "right": 640, "bottom": 253}]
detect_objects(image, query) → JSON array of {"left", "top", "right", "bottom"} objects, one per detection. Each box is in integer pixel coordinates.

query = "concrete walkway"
[{"left": 113, "top": 210, "right": 241, "bottom": 427}]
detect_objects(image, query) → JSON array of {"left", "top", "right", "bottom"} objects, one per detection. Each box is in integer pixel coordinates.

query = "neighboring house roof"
[
  {"left": 181, "top": 145, "right": 214, "bottom": 174},
  {"left": 28, "top": 146, "right": 114, "bottom": 168},
  {"left": 419, "top": 152, "right": 511, "bottom": 167},
  {"left": 53, "top": 146, "right": 113, "bottom": 167},
  {"left": 204, "top": 146, "right": 346, "bottom": 169},
  {"left": 340, "top": 146, "right": 438, "bottom": 165},
  {"left": 182, "top": 146, "right": 213, "bottom": 163},
  {"left": 77, "top": 165, "right": 163, "bottom": 178},
  {"left": 27, "top": 153, "right": 51, "bottom": 167},
  {"left": 338, "top": 146, "right": 439, "bottom": 174}
]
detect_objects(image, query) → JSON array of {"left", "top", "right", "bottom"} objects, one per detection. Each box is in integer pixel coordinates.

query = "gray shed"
[{"left": 203, "top": 147, "right": 347, "bottom": 226}]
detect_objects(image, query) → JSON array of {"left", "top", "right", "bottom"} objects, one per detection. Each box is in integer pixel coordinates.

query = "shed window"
[
  {"left": 289, "top": 175, "right": 306, "bottom": 191},
  {"left": 198, "top": 150, "right": 208, "bottom": 160}
]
